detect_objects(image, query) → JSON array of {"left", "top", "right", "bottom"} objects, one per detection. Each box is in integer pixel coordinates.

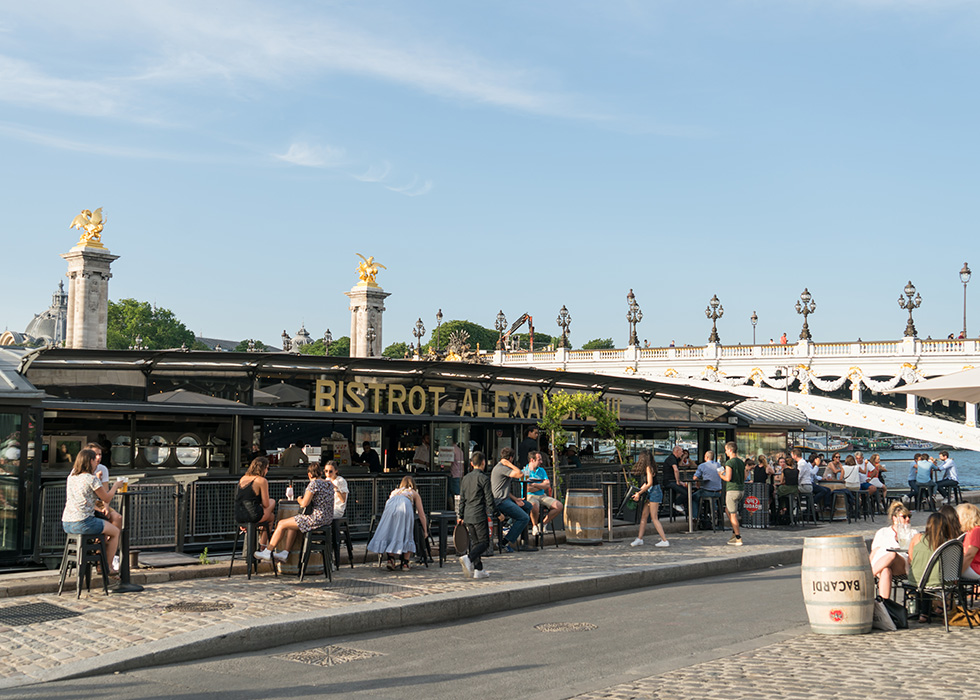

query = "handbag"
[
  {"left": 872, "top": 597, "right": 897, "bottom": 631},
  {"left": 881, "top": 596, "right": 908, "bottom": 629},
  {"left": 949, "top": 606, "right": 980, "bottom": 627}
]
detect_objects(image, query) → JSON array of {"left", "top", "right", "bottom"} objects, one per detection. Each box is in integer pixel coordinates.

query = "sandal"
[
  {"left": 386, "top": 556, "right": 397, "bottom": 571},
  {"left": 400, "top": 558, "right": 411, "bottom": 571}
]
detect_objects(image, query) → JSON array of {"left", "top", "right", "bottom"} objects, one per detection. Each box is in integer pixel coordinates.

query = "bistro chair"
[
  {"left": 901, "top": 539, "right": 971, "bottom": 632},
  {"left": 915, "top": 484, "right": 937, "bottom": 512},
  {"left": 795, "top": 492, "right": 818, "bottom": 526},
  {"left": 698, "top": 493, "right": 725, "bottom": 532},
  {"left": 533, "top": 503, "right": 561, "bottom": 548},
  {"left": 228, "top": 521, "right": 277, "bottom": 580},
  {"left": 331, "top": 517, "right": 354, "bottom": 570},
  {"left": 298, "top": 526, "right": 333, "bottom": 583},
  {"left": 57, "top": 533, "right": 110, "bottom": 598}
]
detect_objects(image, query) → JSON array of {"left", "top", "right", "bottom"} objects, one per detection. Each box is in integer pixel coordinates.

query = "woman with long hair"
[
  {"left": 255, "top": 462, "right": 334, "bottom": 563},
  {"left": 908, "top": 511, "right": 960, "bottom": 620},
  {"left": 630, "top": 451, "right": 669, "bottom": 548},
  {"left": 869, "top": 501, "right": 913, "bottom": 599},
  {"left": 368, "top": 475, "right": 428, "bottom": 570},
  {"left": 234, "top": 456, "right": 276, "bottom": 546},
  {"left": 62, "top": 448, "right": 122, "bottom": 573}
]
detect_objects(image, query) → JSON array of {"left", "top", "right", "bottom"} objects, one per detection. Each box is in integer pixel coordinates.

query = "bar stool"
[
  {"left": 331, "top": 517, "right": 354, "bottom": 570},
  {"left": 831, "top": 490, "right": 854, "bottom": 523},
  {"left": 533, "top": 504, "right": 560, "bottom": 548},
  {"left": 298, "top": 526, "right": 333, "bottom": 583},
  {"left": 857, "top": 491, "right": 876, "bottom": 522},
  {"left": 915, "top": 485, "right": 936, "bottom": 512},
  {"left": 228, "top": 522, "right": 277, "bottom": 580},
  {"left": 699, "top": 493, "right": 725, "bottom": 531},
  {"left": 796, "top": 492, "right": 818, "bottom": 526},
  {"left": 952, "top": 483, "right": 963, "bottom": 505},
  {"left": 57, "top": 533, "right": 110, "bottom": 598}
]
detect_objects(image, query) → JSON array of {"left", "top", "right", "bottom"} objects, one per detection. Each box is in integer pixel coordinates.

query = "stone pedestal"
[
  {"left": 61, "top": 244, "right": 119, "bottom": 350},
  {"left": 346, "top": 284, "right": 390, "bottom": 358}
]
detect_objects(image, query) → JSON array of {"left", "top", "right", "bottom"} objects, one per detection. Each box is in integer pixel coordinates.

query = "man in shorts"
[
  {"left": 522, "top": 450, "right": 563, "bottom": 537},
  {"left": 720, "top": 441, "right": 744, "bottom": 546}
]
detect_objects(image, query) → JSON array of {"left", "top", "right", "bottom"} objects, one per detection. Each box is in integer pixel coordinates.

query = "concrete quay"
[{"left": 0, "top": 513, "right": 908, "bottom": 690}]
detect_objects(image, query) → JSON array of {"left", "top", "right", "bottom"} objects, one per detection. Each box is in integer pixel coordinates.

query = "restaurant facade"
[{"left": 0, "top": 346, "right": 764, "bottom": 568}]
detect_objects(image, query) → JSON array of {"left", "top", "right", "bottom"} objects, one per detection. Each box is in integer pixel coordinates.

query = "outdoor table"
[
  {"left": 428, "top": 510, "right": 458, "bottom": 566},
  {"left": 601, "top": 482, "right": 617, "bottom": 542},
  {"left": 822, "top": 480, "right": 849, "bottom": 521},
  {"left": 110, "top": 490, "right": 144, "bottom": 594}
]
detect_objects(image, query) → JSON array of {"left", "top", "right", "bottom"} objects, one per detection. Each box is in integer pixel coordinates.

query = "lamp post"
[
  {"left": 366, "top": 326, "right": 376, "bottom": 357},
  {"left": 435, "top": 309, "right": 443, "bottom": 352},
  {"left": 705, "top": 294, "right": 724, "bottom": 343},
  {"left": 129, "top": 335, "right": 145, "bottom": 351},
  {"left": 961, "top": 263, "right": 971, "bottom": 338},
  {"left": 413, "top": 318, "right": 426, "bottom": 356},
  {"left": 626, "top": 289, "right": 643, "bottom": 347},
  {"left": 495, "top": 310, "right": 507, "bottom": 351},
  {"left": 247, "top": 339, "right": 256, "bottom": 352},
  {"left": 795, "top": 288, "right": 816, "bottom": 341},
  {"left": 323, "top": 329, "right": 333, "bottom": 356},
  {"left": 898, "top": 281, "right": 922, "bottom": 338},
  {"left": 556, "top": 305, "right": 572, "bottom": 349},
  {"left": 774, "top": 366, "right": 796, "bottom": 405},
  {"left": 750, "top": 310, "right": 758, "bottom": 345}
]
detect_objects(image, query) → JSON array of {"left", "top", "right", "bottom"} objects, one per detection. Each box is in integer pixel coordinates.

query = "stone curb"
[{"left": 0, "top": 544, "right": 804, "bottom": 689}]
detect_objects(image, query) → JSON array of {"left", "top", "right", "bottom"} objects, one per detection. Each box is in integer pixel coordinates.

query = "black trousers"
[{"left": 465, "top": 519, "right": 490, "bottom": 571}]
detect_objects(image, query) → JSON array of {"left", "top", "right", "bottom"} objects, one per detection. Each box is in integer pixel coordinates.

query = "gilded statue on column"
[
  {"left": 356, "top": 253, "right": 386, "bottom": 287},
  {"left": 69, "top": 208, "right": 107, "bottom": 248}
]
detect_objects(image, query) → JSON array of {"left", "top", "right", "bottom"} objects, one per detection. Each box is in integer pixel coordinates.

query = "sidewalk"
[{"left": 0, "top": 514, "right": 908, "bottom": 689}]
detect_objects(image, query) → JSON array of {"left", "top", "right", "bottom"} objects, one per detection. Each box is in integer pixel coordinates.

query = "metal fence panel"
[{"left": 119, "top": 484, "right": 179, "bottom": 548}]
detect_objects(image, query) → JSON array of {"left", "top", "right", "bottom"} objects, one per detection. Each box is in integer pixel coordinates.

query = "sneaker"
[
  {"left": 504, "top": 544, "right": 516, "bottom": 553},
  {"left": 531, "top": 524, "right": 541, "bottom": 537},
  {"left": 111, "top": 555, "right": 121, "bottom": 572},
  {"left": 655, "top": 540, "right": 670, "bottom": 547},
  {"left": 273, "top": 550, "right": 289, "bottom": 562},
  {"left": 673, "top": 504, "right": 685, "bottom": 514},
  {"left": 515, "top": 543, "right": 538, "bottom": 552},
  {"left": 473, "top": 569, "right": 490, "bottom": 579},
  {"left": 254, "top": 548, "right": 272, "bottom": 561},
  {"left": 459, "top": 554, "right": 474, "bottom": 576},
  {"left": 727, "top": 536, "right": 743, "bottom": 547},
  {"left": 630, "top": 538, "right": 644, "bottom": 547}
]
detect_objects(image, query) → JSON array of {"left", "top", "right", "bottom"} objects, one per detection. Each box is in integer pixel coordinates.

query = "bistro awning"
[
  {"left": 886, "top": 368, "right": 980, "bottom": 404},
  {"left": 729, "top": 400, "right": 809, "bottom": 430}
]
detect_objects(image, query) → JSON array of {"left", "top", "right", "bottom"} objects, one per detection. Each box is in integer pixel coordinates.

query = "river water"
[{"left": 848, "top": 449, "right": 980, "bottom": 490}]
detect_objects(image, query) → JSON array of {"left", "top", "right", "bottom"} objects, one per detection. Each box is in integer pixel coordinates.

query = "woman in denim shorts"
[
  {"left": 62, "top": 449, "right": 122, "bottom": 572},
  {"left": 630, "top": 451, "right": 669, "bottom": 548}
]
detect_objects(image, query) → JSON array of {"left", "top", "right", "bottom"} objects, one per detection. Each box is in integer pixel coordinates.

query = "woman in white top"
[
  {"left": 324, "top": 460, "right": 349, "bottom": 519},
  {"left": 62, "top": 449, "right": 122, "bottom": 571},
  {"left": 870, "top": 501, "right": 913, "bottom": 599}
]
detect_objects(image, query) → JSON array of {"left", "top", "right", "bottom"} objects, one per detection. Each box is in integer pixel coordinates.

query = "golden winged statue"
[
  {"left": 356, "top": 253, "right": 386, "bottom": 287},
  {"left": 69, "top": 208, "right": 107, "bottom": 247}
]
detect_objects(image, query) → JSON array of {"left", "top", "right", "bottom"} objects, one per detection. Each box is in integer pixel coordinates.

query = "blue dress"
[{"left": 367, "top": 489, "right": 417, "bottom": 555}]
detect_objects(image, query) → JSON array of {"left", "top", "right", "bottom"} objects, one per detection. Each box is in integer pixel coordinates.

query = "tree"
[
  {"left": 514, "top": 331, "right": 554, "bottom": 350},
  {"left": 299, "top": 336, "right": 351, "bottom": 357},
  {"left": 233, "top": 339, "right": 270, "bottom": 352},
  {"left": 421, "top": 320, "right": 498, "bottom": 353},
  {"left": 581, "top": 338, "right": 615, "bottom": 350},
  {"left": 383, "top": 342, "right": 411, "bottom": 358},
  {"left": 106, "top": 299, "right": 196, "bottom": 350}
]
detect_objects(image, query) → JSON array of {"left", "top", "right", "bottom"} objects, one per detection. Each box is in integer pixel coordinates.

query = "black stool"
[
  {"left": 299, "top": 527, "right": 333, "bottom": 582},
  {"left": 332, "top": 517, "right": 354, "bottom": 570},
  {"left": 796, "top": 492, "right": 818, "bottom": 526},
  {"left": 857, "top": 491, "right": 876, "bottom": 522},
  {"left": 952, "top": 483, "right": 963, "bottom": 505},
  {"left": 533, "top": 503, "right": 560, "bottom": 548},
  {"left": 831, "top": 490, "right": 853, "bottom": 523},
  {"left": 57, "top": 533, "right": 110, "bottom": 598},
  {"left": 228, "top": 521, "right": 276, "bottom": 580},
  {"left": 915, "top": 485, "right": 936, "bottom": 512},
  {"left": 699, "top": 494, "right": 725, "bottom": 531}
]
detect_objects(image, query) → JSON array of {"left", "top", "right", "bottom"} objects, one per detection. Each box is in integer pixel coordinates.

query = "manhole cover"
[
  {"left": 164, "top": 601, "right": 235, "bottom": 613},
  {"left": 326, "top": 579, "right": 415, "bottom": 597},
  {"left": 277, "top": 645, "right": 384, "bottom": 667},
  {"left": 0, "top": 602, "right": 82, "bottom": 627},
  {"left": 534, "top": 622, "right": 598, "bottom": 633}
]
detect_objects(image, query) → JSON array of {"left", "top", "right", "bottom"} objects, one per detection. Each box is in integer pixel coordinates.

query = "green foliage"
[
  {"left": 107, "top": 298, "right": 196, "bottom": 350},
  {"left": 198, "top": 547, "right": 215, "bottom": 565},
  {"left": 513, "top": 331, "right": 554, "bottom": 350},
  {"left": 299, "top": 336, "right": 351, "bottom": 357},
  {"left": 191, "top": 340, "right": 213, "bottom": 351},
  {"left": 421, "top": 320, "right": 498, "bottom": 353},
  {"left": 233, "top": 339, "right": 270, "bottom": 352},
  {"left": 581, "top": 338, "right": 615, "bottom": 350},
  {"left": 383, "top": 342, "right": 411, "bottom": 358}
]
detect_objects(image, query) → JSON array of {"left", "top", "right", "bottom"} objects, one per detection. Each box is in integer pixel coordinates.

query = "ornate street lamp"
[
  {"left": 247, "top": 339, "right": 256, "bottom": 352},
  {"left": 281, "top": 330, "right": 291, "bottom": 352},
  {"left": 626, "top": 289, "right": 643, "bottom": 347},
  {"left": 898, "top": 280, "right": 922, "bottom": 338},
  {"left": 323, "top": 329, "right": 333, "bottom": 356},
  {"left": 961, "top": 262, "right": 971, "bottom": 338},
  {"left": 556, "top": 305, "right": 572, "bottom": 349},
  {"left": 366, "top": 326, "right": 377, "bottom": 357},
  {"left": 750, "top": 310, "right": 758, "bottom": 345},
  {"left": 495, "top": 310, "right": 507, "bottom": 351},
  {"left": 795, "top": 288, "right": 816, "bottom": 341},
  {"left": 435, "top": 308, "right": 443, "bottom": 352},
  {"left": 413, "top": 318, "right": 426, "bottom": 355},
  {"left": 705, "top": 294, "right": 724, "bottom": 343}
]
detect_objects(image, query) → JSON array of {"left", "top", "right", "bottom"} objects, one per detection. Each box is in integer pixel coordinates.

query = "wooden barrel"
[
  {"left": 800, "top": 535, "right": 874, "bottom": 635},
  {"left": 563, "top": 489, "right": 604, "bottom": 545},
  {"left": 275, "top": 502, "right": 323, "bottom": 575}
]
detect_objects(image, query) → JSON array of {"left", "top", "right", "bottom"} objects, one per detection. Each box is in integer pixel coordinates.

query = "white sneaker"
[
  {"left": 655, "top": 540, "right": 670, "bottom": 548},
  {"left": 273, "top": 550, "right": 289, "bottom": 562},
  {"left": 531, "top": 524, "right": 540, "bottom": 537},
  {"left": 630, "top": 538, "right": 644, "bottom": 547},
  {"left": 473, "top": 569, "right": 490, "bottom": 579},
  {"left": 459, "top": 554, "right": 474, "bottom": 576},
  {"left": 673, "top": 505, "right": 685, "bottom": 514},
  {"left": 254, "top": 549, "right": 272, "bottom": 561},
  {"left": 111, "top": 555, "right": 121, "bottom": 572}
]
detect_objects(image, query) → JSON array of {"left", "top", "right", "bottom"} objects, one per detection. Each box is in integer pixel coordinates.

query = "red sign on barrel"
[{"left": 743, "top": 495, "right": 761, "bottom": 513}]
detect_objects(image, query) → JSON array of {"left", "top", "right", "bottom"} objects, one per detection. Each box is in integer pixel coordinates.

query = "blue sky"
[{"left": 2, "top": 1, "right": 978, "bottom": 349}]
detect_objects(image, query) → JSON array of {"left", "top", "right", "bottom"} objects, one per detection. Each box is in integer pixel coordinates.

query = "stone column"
[
  {"left": 61, "top": 243, "right": 119, "bottom": 350},
  {"left": 966, "top": 402, "right": 977, "bottom": 428},
  {"left": 346, "top": 284, "right": 390, "bottom": 358},
  {"left": 906, "top": 393, "right": 918, "bottom": 415}
]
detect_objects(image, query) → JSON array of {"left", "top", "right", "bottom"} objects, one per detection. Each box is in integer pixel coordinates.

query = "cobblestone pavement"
[
  {"left": 0, "top": 515, "right": 913, "bottom": 687},
  {"left": 570, "top": 624, "right": 977, "bottom": 700}
]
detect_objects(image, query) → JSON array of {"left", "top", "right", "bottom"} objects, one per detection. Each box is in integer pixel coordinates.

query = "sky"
[{"left": 2, "top": 0, "right": 979, "bottom": 350}]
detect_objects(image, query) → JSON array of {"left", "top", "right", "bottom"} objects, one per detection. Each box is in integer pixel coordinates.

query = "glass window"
[
  {"left": 142, "top": 435, "right": 170, "bottom": 466},
  {"left": 0, "top": 412, "right": 23, "bottom": 552},
  {"left": 112, "top": 435, "right": 132, "bottom": 466},
  {"left": 175, "top": 434, "right": 202, "bottom": 467}
]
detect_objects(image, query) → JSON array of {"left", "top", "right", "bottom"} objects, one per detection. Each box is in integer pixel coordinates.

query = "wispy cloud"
[
  {"left": 274, "top": 142, "right": 347, "bottom": 168},
  {"left": 354, "top": 162, "right": 392, "bottom": 183},
  {"left": 386, "top": 176, "right": 433, "bottom": 197},
  {"left": 0, "top": 121, "right": 198, "bottom": 161},
  {"left": 0, "top": 55, "right": 121, "bottom": 117}
]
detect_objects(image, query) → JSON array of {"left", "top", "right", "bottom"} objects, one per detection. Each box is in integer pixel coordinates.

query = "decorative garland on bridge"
[{"left": 692, "top": 363, "right": 923, "bottom": 394}]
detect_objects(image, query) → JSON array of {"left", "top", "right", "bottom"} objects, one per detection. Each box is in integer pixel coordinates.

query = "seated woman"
[
  {"left": 870, "top": 501, "right": 913, "bottom": 599},
  {"left": 908, "top": 511, "right": 960, "bottom": 621},
  {"left": 824, "top": 453, "right": 844, "bottom": 481},
  {"left": 234, "top": 457, "right": 276, "bottom": 546},
  {"left": 62, "top": 448, "right": 122, "bottom": 573},
  {"left": 774, "top": 459, "right": 799, "bottom": 521},
  {"left": 956, "top": 503, "right": 980, "bottom": 582},
  {"left": 255, "top": 463, "right": 334, "bottom": 563},
  {"left": 841, "top": 455, "right": 861, "bottom": 507},
  {"left": 367, "top": 476, "right": 428, "bottom": 570}
]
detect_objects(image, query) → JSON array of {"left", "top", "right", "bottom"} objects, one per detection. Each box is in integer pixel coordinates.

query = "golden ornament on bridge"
[
  {"left": 356, "top": 253, "right": 386, "bottom": 287},
  {"left": 69, "top": 208, "right": 107, "bottom": 248}
]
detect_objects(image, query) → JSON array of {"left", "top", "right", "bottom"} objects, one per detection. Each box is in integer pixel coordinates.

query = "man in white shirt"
[
  {"left": 854, "top": 451, "right": 878, "bottom": 497},
  {"left": 792, "top": 448, "right": 832, "bottom": 513},
  {"left": 412, "top": 434, "right": 431, "bottom": 469},
  {"left": 935, "top": 450, "right": 959, "bottom": 503}
]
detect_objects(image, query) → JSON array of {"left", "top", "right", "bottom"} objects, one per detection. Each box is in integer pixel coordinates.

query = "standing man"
[
  {"left": 935, "top": 450, "right": 959, "bottom": 503},
  {"left": 448, "top": 441, "right": 465, "bottom": 498},
  {"left": 522, "top": 450, "right": 564, "bottom": 536},
  {"left": 661, "top": 445, "right": 688, "bottom": 515},
  {"left": 457, "top": 451, "right": 494, "bottom": 579},
  {"left": 518, "top": 426, "right": 540, "bottom": 467},
  {"left": 280, "top": 442, "right": 309, "bottom": 469},
  {"left": 691, "top": 450, "right": 723, "bottom": 522},
  {"left": 359, "top": 441, "right": 382, "bottom": 473},
  {"left": 793, "top": 448, "right": 831, "bottom": 513},
  {"left": 490, "top": 447, "right": 537, "bottom": 552},
  {"left": 412, "top": 433, "right": 431, "bottom": 470},
  {"left": 720, "top": 441, "right": 744, "bottom": 546}
]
